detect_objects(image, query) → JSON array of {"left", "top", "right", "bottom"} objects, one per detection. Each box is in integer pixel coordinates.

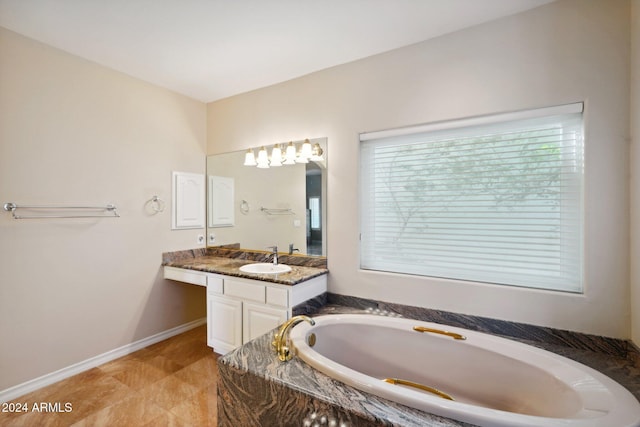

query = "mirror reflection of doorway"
[{"left": 306, "top": 163, "right": 323, "bottom": 255}]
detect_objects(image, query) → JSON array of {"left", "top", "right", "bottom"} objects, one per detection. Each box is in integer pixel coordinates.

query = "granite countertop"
[{"left": 163, "top": 255, "right": 328, "bottom": 286}]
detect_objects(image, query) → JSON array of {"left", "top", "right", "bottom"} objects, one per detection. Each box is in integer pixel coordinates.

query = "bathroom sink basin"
[{"left": 239, "top": 263, "right": 292, "bottom": 274}]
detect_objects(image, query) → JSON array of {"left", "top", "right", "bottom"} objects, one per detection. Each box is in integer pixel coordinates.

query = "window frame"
[{"left": 359, "top": 103, "right": 584, "bottom": 293}]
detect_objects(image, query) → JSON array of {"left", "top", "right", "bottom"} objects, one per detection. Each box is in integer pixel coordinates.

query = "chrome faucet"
[
  {"left": 267, "top": 245, "right": 278, "bottom": 265},
  {"left": 288, "top": 243, "right": 299, "bottom": 255},
  {"left": 272, "top": 315, "right": 315, "bottom": 361}
]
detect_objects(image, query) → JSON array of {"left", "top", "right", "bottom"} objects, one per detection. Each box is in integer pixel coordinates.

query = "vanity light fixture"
[
  {"left": 310, "top": 143, "right": 325, "bottom": 161},
  {"left": 284, "top": 141, "right": 297, "bottom": 165},
  {"left": 256, "top": 146, "right": 270, "bottom": 169},
  {"left": 243, "top": 139, "right": 323, "bottom": 168},
  {"left": 243, "top": 149, "right": 257, "bottom": 166},
  {"left": 270, "top": 144, "right": 283, "bottom": 167}
]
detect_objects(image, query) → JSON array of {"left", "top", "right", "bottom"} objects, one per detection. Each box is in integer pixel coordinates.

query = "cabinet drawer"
[
  {"left": 207, "top": 276, "right": 224, "bottom": 294},
  {"left": 266, "top": 287, "right": 289, "bottom": 308},
  {"left": 164, "top": 267, "right": 206, "bottom": 286},
  {"left": 224, "top": 280, "right": 265, "bottom": 303}
]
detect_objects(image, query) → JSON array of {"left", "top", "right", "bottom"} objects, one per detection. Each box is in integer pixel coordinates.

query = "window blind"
[{"left": 359, "top": 103, "right": 584, "bottom": 292}]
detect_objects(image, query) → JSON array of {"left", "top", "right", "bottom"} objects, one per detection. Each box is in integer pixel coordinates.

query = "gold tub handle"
[
  {"left": 413, "top": 326, "right": 466, "bottom": 340},
  {"left": 272, "top": 315, "right": 315, "bottom": 362},
  {"left": 383, "top": 378, "right": 455, "bottom": 401}
]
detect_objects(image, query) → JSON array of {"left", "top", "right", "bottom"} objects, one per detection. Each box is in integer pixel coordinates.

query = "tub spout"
[{"left": 272, "top": 315, "right": 315, "bottom": 362}]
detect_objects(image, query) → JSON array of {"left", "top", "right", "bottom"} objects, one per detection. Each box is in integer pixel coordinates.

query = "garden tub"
[{"left": 289, "top": 314, "right": 640, "bottom": 427}]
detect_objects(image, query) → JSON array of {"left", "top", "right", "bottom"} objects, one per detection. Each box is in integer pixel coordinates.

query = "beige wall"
[
  {"left": 0, "top": 28, "right": 207, "bottom": 390},
  {"left": 632, "top": 0, "right": 640, "bottom": 343},
  {"left": 208, "top": 0, "right": 632, "bottom": 338}
]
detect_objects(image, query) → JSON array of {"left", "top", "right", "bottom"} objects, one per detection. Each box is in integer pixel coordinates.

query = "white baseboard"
[{"left": 0, "top": 317, "right": 207, "bottom": 403}]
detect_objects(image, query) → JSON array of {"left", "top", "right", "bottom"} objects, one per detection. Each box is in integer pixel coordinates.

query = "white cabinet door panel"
[
  {"left": 208, "top": 295, "right": 242, "bottom": 354},
  {"left": 172, "top": 171, "right": 205, "bottom": 229},
  {"left": 243, "top": 302, "right": 288, "bottom": 344},
  {"left": 208, "top": 175, "right": 234, "bottom": 227}
]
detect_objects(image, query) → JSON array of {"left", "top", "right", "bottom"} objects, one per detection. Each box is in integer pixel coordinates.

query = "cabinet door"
[
  {"left": 207, "top": 295, "right": 242, "bottom": 354},
  {"left": 172, "top": 171, "right": 205, "bottom": 229},
  {"left": 243, "top": 302, "right": 288, "bottom": 345},
  {"left": 208, "top": 175, "right": 234, "bottom": 227}
]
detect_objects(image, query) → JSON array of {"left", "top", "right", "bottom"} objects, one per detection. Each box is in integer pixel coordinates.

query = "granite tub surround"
[
  {"left": 324, "top": 294, "right": 640, "bottom": 402},
  {"left": 292, "top": 292, "right": 327, "bottom": 317},
  {"left": 217, "top": 329, "right": 473, "bottom": 427},
  {"left": 162, "top": 247, "right": 328, "bottom": 286},
  {"left": 217, "top": 297, "right": 640, "bottom": 427},
  {"left": 325, "top": 294, "right": 635, "bottom": 361}
]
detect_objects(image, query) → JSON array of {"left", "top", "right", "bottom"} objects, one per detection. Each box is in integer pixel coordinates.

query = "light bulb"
[
  {"left": 243, "top": 149, "right": 256, "bottom": 166},
  {"left": 284, "top": 141, "right": 297, "bottom": 165},
  {"left": 300, "top": 139, "right": 312, "bottom": 159},
  {"left": 257, "top": 146, "right": 270, "bottom": 168},
  {"left": 270, "top": 144, "right": 283, "bottom": 167}
]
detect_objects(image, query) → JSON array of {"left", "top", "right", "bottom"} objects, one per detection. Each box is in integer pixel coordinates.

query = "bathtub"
[{"left": 289, "top": 314, "right": 640, "bottom": 427}]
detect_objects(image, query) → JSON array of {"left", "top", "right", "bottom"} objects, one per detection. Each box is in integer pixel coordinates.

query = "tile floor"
[{"left": 0, "top": 325, "right": 218, "bottom": 427}]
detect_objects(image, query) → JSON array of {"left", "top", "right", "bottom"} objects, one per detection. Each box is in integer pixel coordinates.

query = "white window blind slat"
[{"left": 359, "top": 104, "right": 584, "bottom": 292}]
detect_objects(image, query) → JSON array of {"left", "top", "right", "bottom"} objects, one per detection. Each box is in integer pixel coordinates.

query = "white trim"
[
  {"left": 0, "top": 317, "right": 206, "bottom": 403},
  {"left": 360, "top": 102, "right": 584, "bottom": 141}
]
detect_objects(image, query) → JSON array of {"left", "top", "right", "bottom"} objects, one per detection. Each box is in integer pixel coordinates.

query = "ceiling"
[{"left": 0, "top": 0, "right": 553, "bottom": 103}]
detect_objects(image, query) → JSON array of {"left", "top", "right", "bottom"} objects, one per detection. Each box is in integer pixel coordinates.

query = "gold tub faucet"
[{"left": 272, "top": 315, "right": 315, "bottom": 361}]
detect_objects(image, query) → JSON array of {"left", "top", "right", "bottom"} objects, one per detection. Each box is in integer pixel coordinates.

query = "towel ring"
[{"left": 149, "top": 196, "right": 165, "bottom": 213}]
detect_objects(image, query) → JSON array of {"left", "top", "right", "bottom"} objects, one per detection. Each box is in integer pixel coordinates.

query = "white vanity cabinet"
[
  {"left": 164, "top": 266, "right": 326, "bottom": 355},
  {"left": 206, "top": 274, "right": 326, "bottom": 354}
]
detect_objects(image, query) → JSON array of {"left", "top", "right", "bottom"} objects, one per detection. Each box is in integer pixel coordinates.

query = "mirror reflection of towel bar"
[{"left": 260, "top": 207, "right": 294, "bottom": 215}]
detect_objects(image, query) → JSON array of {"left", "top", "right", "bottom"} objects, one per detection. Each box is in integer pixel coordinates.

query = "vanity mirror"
[{"left": 206, "top": 138, "right": 327, "bottom": 256}]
